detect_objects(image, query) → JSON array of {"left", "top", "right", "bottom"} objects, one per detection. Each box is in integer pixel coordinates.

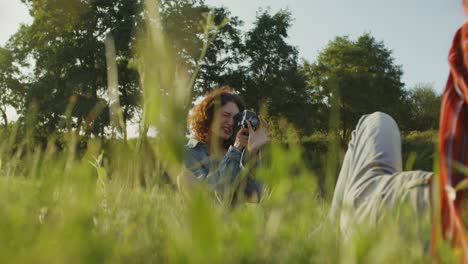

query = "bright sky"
[
  {"left": 1, "top": 0, "right": 465, "bottom": 95},
  {"left": 205, "top": 0, "right": 465, "bottom": 93}
]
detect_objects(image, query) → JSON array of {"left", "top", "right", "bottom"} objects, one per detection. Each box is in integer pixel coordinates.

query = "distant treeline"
[{"left": 0, "top": 0, "right": 441, "bottom": 145}]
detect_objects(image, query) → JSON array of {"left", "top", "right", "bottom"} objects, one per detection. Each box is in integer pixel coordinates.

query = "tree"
[
  {"left": 8, "top": 0, "right": 244, "bottom": 142},
  {"left": 193, "top": 8, "right": 245, "bottom": 96},
  {"left": 241, "top": 10, "right": 315, "bottom": 134},
  {"left": 307, "top": 34, "right": 406, "bottom": 140},
  {"left": 7, "top": 0, "right": 143, "bottom": 141},
  {"left": 406, "top": 83, "right": 441, "bottom": 131},
  {"left": 0, "top": 47, "right": 22, "bottom": 128},
  {"left": 301, "top": 60, "right": 331, "bottom": 132},
  {"left": 159, "top": 1, "right": 246, "bottom": 98}
]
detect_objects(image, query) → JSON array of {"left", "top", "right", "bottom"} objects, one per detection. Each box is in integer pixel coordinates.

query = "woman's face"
[{"left": 211, "top": 101, "right": 240, "bottom": 142}]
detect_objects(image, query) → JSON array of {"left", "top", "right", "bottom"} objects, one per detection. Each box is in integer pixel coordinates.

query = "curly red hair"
[{"left": 188, "top": 86, "right": 245, "bottom": 143}]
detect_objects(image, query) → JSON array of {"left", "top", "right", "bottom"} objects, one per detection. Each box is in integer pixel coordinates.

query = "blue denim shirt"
[{"left": 184, "top": 138, "right": 262, "bottom": 201}]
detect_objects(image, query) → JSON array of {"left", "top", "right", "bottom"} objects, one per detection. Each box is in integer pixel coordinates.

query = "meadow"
[{"left": 0, "top": 125, "right": 453, "bottom": 263}]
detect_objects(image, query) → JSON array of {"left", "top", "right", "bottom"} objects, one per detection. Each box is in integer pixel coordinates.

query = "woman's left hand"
[{"left": 246, "top": 121, "right": 270, "bottom": 154}]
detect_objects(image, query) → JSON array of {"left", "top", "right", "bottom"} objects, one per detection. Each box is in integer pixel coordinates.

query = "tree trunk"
[{"left": 0, "top": 107, "right": 8, "bottom": 129}]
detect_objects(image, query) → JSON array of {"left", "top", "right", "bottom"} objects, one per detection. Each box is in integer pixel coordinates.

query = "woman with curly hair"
[{"left": 184, "top": 86, "right": 270, "bottom": 203}]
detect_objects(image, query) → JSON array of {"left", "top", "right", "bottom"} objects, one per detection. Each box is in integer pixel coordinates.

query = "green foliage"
[
  {"left": 404, "top": 83, "right": 441, "bottom": 131},
  {"left": 190, "top": 8, "right": 317, "bottom": 136},
  {"left": 306, "top": 34, "right": 407, "bottom": 140},
  {"left": 7, "top": 0, "right": 441, "bottom": 142},
  {"left": 401, "top": 130, "right": 438, "bottom": 171},
  {"left": 241, "top": 10, "right": 315, "bottom": 135},
  {"left": 0, "top": 47, "right": 22, "bottom": 128},
  {"left": 7, "top": 0, "right": 243, "bottom": 143},
  {"left": 7, "top": 0, "right": 142, "bottom": 140}
]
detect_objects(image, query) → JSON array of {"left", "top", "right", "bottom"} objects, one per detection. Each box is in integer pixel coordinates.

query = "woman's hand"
[
  {"left": 246, "top": 121, "right": 270, "bottom": 154},
  {"left": 233, "top": 128, "right": 249, "bottom": 150}
]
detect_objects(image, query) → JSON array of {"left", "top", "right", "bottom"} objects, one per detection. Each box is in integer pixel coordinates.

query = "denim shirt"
[{"left": 184, "top": 138, "right": 262, "bottom": 201}]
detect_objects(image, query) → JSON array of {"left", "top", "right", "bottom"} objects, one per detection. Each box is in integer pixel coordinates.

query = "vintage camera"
[
  {"left": 234, "top": 110, "right": 260, "bottom": 133},
  {"left": 226, "top": 110, "right": 260, "bottom": 149}
]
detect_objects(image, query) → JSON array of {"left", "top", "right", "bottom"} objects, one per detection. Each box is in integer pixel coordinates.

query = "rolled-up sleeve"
[
  {"left": 184, "top": 147, "right": 210, "bottom": 180},
  {"left": 184, "top": 145, "right": 262, "bottom": 201},
  {"left": 207, "top": 146, "right": 242, "bottom": 191}
]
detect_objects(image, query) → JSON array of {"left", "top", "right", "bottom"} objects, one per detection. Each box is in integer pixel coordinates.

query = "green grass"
[{"left": 0, "top": 127, "right": 454, "bottom": 263}]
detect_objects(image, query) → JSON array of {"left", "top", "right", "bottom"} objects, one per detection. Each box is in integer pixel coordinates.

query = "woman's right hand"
[{"left": 233, "top": 128, "right": 249, "bottom": 150}]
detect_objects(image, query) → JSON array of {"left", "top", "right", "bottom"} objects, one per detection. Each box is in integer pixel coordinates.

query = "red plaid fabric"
[{"left": 434, "top": 22, "right": 468, "bottom": 262}]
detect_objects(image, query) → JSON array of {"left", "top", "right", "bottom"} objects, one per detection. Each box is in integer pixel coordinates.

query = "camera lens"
[{"left": 250, "top": 117, "right": 259, "bottom": 129}]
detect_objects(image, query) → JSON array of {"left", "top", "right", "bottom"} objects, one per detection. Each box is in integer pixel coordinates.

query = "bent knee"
[
  {"left": 357, "top": 111, "right": 398, "bottom": 131},
  {"left": 361, "top": 111, "right": 396, "bottom": 124},
  {"left": 367, "top": 111, "right": 395, "bottom": 124}
]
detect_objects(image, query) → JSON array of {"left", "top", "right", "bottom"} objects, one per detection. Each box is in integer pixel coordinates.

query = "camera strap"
[{"left": 239, "top": 149, "right": 262, "bottom": 172}]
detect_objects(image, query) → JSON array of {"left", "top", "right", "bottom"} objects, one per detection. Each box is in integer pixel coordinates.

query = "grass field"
[{"left": 0, "top": 127, "right": 456, "bottom": 263}]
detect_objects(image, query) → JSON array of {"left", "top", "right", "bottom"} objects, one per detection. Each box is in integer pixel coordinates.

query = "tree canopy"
[
  {"left": 6, "top": 0, "right": 245, "bottom": 142},
  {"left": 2, "top": 1, "right": 441, "bottom": 144},
  {"left": 406, "top": 83, "right": 441, "bottom": 131},
  {"left": 305, "top": 34, "right": 408, "bottom": 140},
  {"left": 0, "top": 47, "right": 22, "bottom": 128},
  {"left": 241, "top": 10, "right": 315, "bottom": 134}
]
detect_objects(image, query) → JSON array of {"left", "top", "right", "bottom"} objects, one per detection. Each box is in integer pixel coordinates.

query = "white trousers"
[{"left": 329, "top": 112, "right": 432, "bottom": 233}]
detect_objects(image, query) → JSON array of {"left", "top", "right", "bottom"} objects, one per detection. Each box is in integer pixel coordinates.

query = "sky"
[{"left": 204, "top": 0, "right": 465, "bottom": 93}]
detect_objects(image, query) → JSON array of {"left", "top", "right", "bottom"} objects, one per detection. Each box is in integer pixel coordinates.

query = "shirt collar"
[{"left": 186, "top": 138, "right": 206, "bottom": 149}]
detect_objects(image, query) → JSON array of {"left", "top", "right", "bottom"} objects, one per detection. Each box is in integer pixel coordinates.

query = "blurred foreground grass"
[{"left": 0, "top": 127, "right": 449, "bottom": 263}]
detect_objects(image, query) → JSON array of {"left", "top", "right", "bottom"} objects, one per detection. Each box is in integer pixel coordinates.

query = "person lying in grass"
[
  {"left": 329, "top": 19, "right": 468, "bottom": 262},
  {"left": 184, "top": 86, "right": 270, "bottom": 204},
  {"left": 328, "top": 111, "right": 433, "bottom": 234}
]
